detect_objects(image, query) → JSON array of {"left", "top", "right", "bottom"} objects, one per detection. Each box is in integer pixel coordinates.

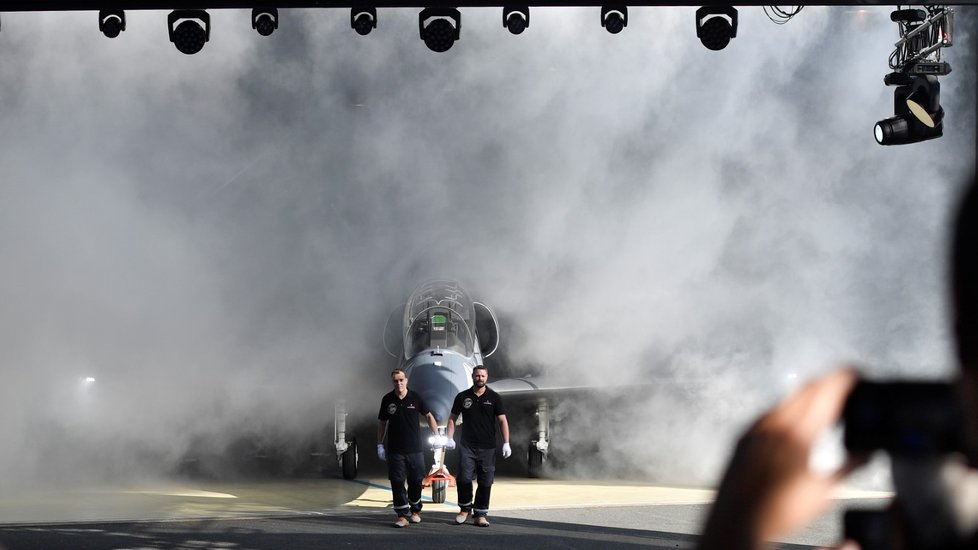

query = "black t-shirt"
[
  {"left": 451, "top": 387, "right": 505, "bottom": 449},
  {"left": 378, "top": 389, "right": 431, "bottom": 453}
]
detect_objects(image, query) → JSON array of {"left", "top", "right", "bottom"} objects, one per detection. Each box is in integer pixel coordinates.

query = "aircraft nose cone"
[{"left": 409, "top": 363, "right": 466, "bottom": 425}]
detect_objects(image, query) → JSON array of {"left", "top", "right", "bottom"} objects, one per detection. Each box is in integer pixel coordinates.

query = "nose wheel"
[{"left": 431, "top": 478, "right": 448, "bottom": 503}]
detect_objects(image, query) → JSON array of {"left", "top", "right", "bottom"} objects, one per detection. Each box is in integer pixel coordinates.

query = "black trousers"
[
  {"left": 388, "top": 451, "right": 426, "bottom": 517},
  {"left": 456, "top": 444, "right": 496, "bottom": 517}
]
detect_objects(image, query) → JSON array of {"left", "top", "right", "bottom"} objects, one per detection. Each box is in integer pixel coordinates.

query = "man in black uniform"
[
  {"left": 446, "top": 365, "right": 511, "bottom": 527},
  {"left": 377, "top": 368, "right": 439, "bottom": 528}
]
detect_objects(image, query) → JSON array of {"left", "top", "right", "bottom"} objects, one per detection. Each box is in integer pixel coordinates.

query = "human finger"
[
  {"left": 830, "top": 453, "right": 870, "bottom": 486},
  {"left": 787, "top": 367, "right": 859, "bottom": 442}
]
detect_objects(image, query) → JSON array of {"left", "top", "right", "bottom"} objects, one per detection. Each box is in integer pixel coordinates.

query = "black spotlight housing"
[
  {"left": 695, "top": 6, "right": 737, "bottom": 51},
  {"left": 252, "top": 8, "right": 278, "bottom": 37},
  {"left": 601, "top": 6, "right": 627, "bottom": 34},
  {"left": 351, "top": 7, "right": 377, "bottom": 36},
  {"left": 98, "top": 9, "right": 126, "bottom": 38},
  {"left": 875, "top": 75, "right": 944, "bottom": 146},
  {"left": 503, "top": 6, "right": 529, "bottom": 35},
  {"left": 168, "top": 10, "right": 210, "bottom": 55},
  {"left": 419, "top": 8, "right": 460, "bottom": 53}
]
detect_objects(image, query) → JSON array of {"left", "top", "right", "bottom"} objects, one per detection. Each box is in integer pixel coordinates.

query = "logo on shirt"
[
  {"left": 387, "top": 403, "right": 397, "bottom": 415},
  {"left": 462, "top": 397, "right": 473, "bottom": 409}
]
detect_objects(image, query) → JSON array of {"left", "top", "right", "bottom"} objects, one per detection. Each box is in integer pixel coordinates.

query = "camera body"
[
  {"left": 843, "top": 379, "right": 969, "bottom": 549},
  {"left": 843, "top": 380, "right": 964, "bottom": 456}
]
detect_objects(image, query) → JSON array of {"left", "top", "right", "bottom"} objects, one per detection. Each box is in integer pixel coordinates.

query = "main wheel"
[
  {"left": 431, "top": 479, "right": 447, "bottom": 503},
  {"left": 527, "top": 443, "right": 544, "bottom": 479},
  {"left": 340, "top": 438, "right": 358, "bottom": 480}
]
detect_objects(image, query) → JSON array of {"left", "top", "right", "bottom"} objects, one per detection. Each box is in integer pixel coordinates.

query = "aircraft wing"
[{"left": 489, "top": 376, "right": 601, "bottom": 396}]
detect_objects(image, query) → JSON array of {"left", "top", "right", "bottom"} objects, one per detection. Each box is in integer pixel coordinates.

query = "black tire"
[
  {"left": 431, "top": 479, "right": 447, "bottom": 503},
  {"left": 341, "top": 438, "right": 358, "bottom": 480},
  {"left": 527, "top": 443, "right": 544, "bottom": 478}
]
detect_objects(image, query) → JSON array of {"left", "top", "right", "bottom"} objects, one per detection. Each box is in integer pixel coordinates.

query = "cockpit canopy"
[{"left": 403, "top": 279, "right": 476, "bottom": 359}]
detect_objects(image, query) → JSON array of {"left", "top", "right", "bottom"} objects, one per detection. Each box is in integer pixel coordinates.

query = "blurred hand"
[
  {"left": 377, "top": 444, "right": 386, "bottom": 461},
  {"left": 502, "top": 442, "right": 512, "bottom": 459},
  {"left": 447, "top": 438, "right": 456, "bottom": 450},
  {"left": 699, "top": 367, "right": 864, "bottom": 550}
]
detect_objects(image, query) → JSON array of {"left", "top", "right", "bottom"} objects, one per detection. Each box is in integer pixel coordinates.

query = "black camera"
[
  {"left": 843, "top": 380, "right": 970, "bottom": 550},
  {"left": 843, "top": 380, "right": 964, "bottom": 456}
]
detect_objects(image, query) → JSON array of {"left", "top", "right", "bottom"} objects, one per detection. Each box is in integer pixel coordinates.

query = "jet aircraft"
[{"left": 332, "top": 279, "right": 556, "bottom": 499}]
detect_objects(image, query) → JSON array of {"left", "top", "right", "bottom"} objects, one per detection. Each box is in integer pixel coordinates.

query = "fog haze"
[{"left": 0, "top": 6, "right": 974, "bottom": 490}]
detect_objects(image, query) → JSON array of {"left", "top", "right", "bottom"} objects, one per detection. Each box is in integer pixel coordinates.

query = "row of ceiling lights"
[
  {"left": 88, "top": 5, "right": 957, "bottom": 147},
  {"left": 94, "top": 7, "right": 738, "bottom": 55}
]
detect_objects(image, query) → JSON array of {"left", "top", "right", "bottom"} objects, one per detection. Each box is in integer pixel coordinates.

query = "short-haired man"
[
  {"left": 447, "top": 365, "right": 511, "bottom": 527},
  {"left": 377, "top": 368, "right": 439, "bottom": 528}
]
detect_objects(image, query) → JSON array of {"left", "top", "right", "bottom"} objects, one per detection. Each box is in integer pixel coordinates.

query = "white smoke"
[{"left": 0, "top": 6, "right": 972, "bottom": 491}]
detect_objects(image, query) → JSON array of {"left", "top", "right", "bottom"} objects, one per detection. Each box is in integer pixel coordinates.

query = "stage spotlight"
[
  {"left": 419, "top": 8, "right": 460, "bottom": 53},
  {"left": 906, "top": 77, "right": 941, "bottom": 127},
  {"left": 874, "top": 75, "right": 944, "bottom": 145},
  {"left": 168, "top": 10, "right": 210, "bottom": 55},
  {"left": 874, "top": 110, "right": 944, "bottom": 146},
  {"left": 695, "top": 6, "right": 737, "bottom": 50},
  {"left": 252, "top": 8, "right": 278, "bottom": 37},
  {"left": 503, "top": 6, "right": 529, "bottom": 35},
  {"left": 98, "top": 9, "right": 125, "bottom": 38},
  {"left": 601, "top": 6, "right": 627, "bottom": 34},
  {"left": 351, "top": 7, "right": 377, "bottom": 36}
]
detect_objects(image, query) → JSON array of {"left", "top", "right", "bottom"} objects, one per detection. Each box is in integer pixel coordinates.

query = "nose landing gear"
[{"left": 424, "top": 428, "right": 456, "bottom": 503}]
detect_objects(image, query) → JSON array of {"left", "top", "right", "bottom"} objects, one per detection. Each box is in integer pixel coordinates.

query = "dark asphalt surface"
[{"left": 0, "top": 508, "right": 822, "bottom": 550}]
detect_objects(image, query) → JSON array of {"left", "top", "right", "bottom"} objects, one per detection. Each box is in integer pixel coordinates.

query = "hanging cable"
[{"left": 763, "top": 5, "right": 804, "bottom": 25}]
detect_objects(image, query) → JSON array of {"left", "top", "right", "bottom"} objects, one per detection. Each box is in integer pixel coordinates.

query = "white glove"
[
  {"left": 446, "top": 438, "right": 456, "bottom": 450},
  {"left": 502, "top": 443, "right": 511, "bottom": 459},
  {"left": 377, "top": 444, "right": 386, "bottom": 461}
]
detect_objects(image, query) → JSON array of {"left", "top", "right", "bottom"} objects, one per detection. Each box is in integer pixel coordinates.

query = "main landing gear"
[
  {"left": 527, "top": 398, "right": 550, "bottom": 478},
  {"left": 335, "top": 401, "right": 358, "bottom": 480}
]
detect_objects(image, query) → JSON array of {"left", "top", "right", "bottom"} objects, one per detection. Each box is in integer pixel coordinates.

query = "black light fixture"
[
  {"left": 252, "top": 8, "right": 278, "bottom": 37},
  {"left": 98, "top": 9, "right": 125, "bottom": 38},
  {"left": 351, "top": 7, "right": 377, "bottom": 36},
  {"left": 168, "top": 10, "right": 210, "bottom": 55},
  {"left": 503, "top": 6, "right": 529, "bottom": 35},
  {"left": 875, "top": 74, "right": 944, "bottom": 146},
  {"left": 601, "top": 5, "right": 627, "bottom": 34},
  {"left": 419, "top": 8, "right": 460, "bottom": 53},
  {"left": 696, "top": 6, "right": 737, "bottom": 50}
]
